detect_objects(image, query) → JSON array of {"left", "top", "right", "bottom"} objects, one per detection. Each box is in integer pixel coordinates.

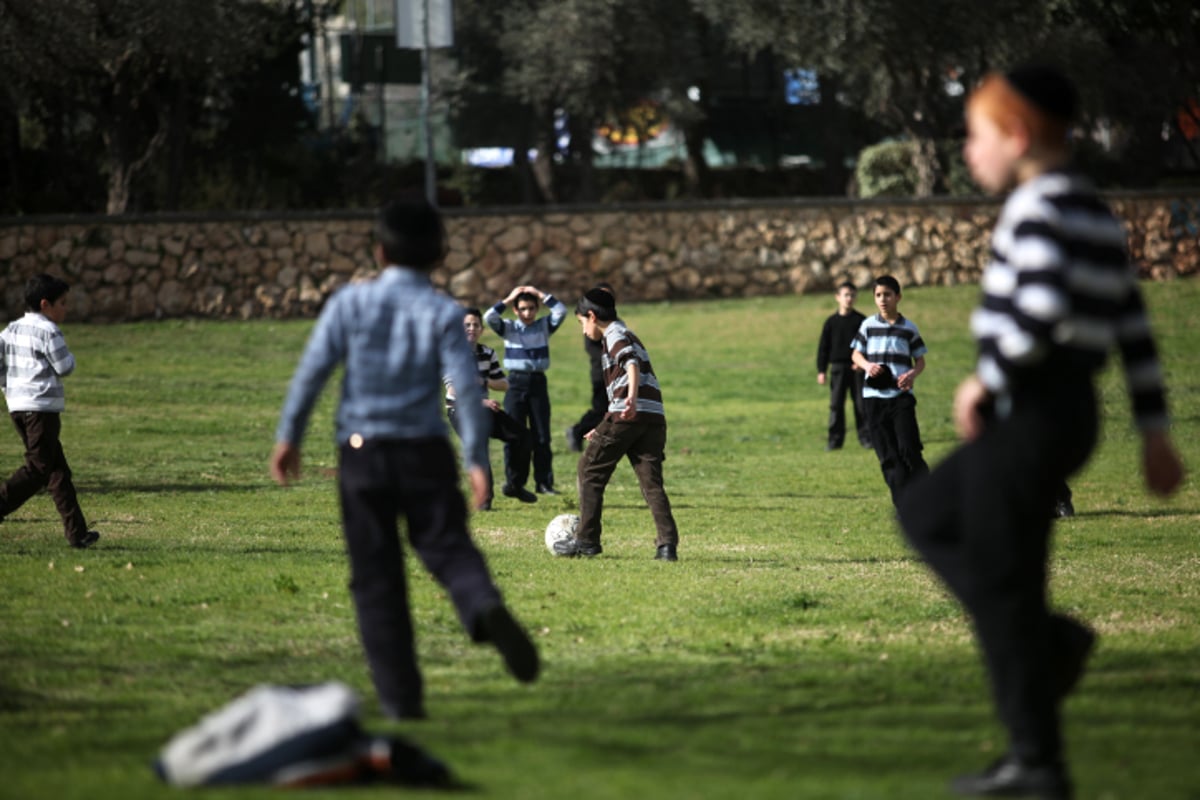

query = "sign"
[{"left": 395, "top": 0, "right": 454, "bottom": 49}]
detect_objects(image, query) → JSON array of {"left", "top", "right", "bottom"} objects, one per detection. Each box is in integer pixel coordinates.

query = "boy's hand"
[
  {"left": 1142, "top": 429, "right": 1184, "bottom": 496},
  {"left": 896, "top": 369, "right": 915, "bottom": 391},
  {"left": 270, "top": 442, "right": 301, "bottom": 486},
  {"left": 952, "top": 374, "right": 991, "bottom": 442},
  {"left": 817, "top": 372, "right": 826, "bottom": 385}
]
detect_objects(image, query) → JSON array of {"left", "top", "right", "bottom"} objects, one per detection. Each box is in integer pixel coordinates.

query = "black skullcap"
[
  {"left": 584, "top": 287, "right": 616, "bottom": 310},
  {"left": 1004, "top": 64, "right": 1078, "bottom": 123}
]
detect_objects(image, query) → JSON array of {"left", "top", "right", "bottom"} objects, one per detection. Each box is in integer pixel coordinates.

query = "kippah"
[
  {"left": 584, "top": 287, "right": 616, "bottom": 310},
  {"left": 1004, "top": 64, "right": 1078, "bottom": 123}
]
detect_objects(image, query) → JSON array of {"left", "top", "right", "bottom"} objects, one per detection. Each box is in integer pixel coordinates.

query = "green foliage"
[
  {"left": 856, "top": 139, "right": 918, "bottom": 197},
  {"left": 0, "top": 285, "right": 1198, "bottom": 798}
]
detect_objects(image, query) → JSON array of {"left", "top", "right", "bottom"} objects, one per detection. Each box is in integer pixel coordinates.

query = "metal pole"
[{"left": 420, "top": 0, "right": 437, "bottom": 206}]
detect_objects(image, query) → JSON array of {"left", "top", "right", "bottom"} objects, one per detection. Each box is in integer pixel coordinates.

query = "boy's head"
[
  {"left": 25, "top": 273, "right": 71, "bottom": 323},
  {"left": 835, "top": 281, "right": 857, "bottom": 312},
  {"left": 374, "top": 194, "right": 446, "bottom": 270},
  {"left": 964, "top": 65, "right": 1077, "bottom": 194},
  {"left": 575, "top": 287, "right": 618, "bottom": 341},
  {"left": 873, "top": 275, "right": 902, "bottom": 319},
  {"left": 463, "top": 307, "right": 484, "bottom": 344},
  {"left": 512, "top": 292, "right": 541, "bottom": 324}
]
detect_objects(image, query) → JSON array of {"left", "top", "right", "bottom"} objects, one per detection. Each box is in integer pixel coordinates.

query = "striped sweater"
[
  {"left": 484, "top": 295, "right": 567, "bottom": 372},
  {"left": 0, "top": 311, "right": 76, "bottom": 412},
  {"left": 601, "top": 321, "right": 665, "bottom": 418},
  {"left": 971, "top": 170, "right": 1168, "bottom": 431}
]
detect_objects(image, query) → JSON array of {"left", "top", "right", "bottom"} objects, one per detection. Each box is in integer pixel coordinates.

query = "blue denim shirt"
[{"left": 275, "top": 267, "right": 486, "bottom": 469}]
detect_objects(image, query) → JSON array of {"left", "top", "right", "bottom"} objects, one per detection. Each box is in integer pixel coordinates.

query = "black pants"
[
  {"left": 864, "top": 393, "right": 928, "bottom": 509},
  {"left": 827, "top": 363, "right": 869, "bottom": 447},
  {"left": 0, "top": 411, "right": 89, "bottom": 545},
  {"left": 569, "top": 374, "right": 608, "bottom": 446},
  {"left": 449, "top": 404, "right": 532, "bottom": 504},
  {"left": 337, "top": 437, "right": 502, "bottom": 716},
  {"left": 898, "top": 380, "right": 1097, "bottom": 765},
  {"left": 576, "top": 416, "right": 679, "bottom": 549},
  {"left": 504, "top": 371, "right": 553, "bottom": 489}
]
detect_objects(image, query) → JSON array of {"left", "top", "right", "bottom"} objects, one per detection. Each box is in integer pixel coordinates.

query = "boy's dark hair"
[
  {"left": 25, "top": 273, "right": 70, "bottom": 312},
  {"left": 874, "top": 275, "right": 901, "bottom": 295},
  {"left": 463, "top": 307, "right": 483, "bottom": 321},
  {"left": 512, "top": 292, "right": 539, "bottom": 310},
  {"left": 836, "top": 281, "right": 857, "bottom": 293},
  {"left": 374, "top": 195, "right": 446, "bottom": 270},
  {"left": 576, "top": 288, "right": 617, "bottom": 322}
]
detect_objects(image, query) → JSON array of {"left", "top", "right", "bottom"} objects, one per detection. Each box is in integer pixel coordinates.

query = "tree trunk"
[{"left": 910, "top": 134, "right": 940, "bottom": 197}]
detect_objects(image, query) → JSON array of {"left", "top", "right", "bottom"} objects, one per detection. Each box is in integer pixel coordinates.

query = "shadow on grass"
[{"left": 1066, "top": 507, "right": 1200, "bottom": 519}]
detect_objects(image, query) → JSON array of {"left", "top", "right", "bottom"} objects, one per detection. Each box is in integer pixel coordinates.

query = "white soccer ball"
[{"left": 544, "top": 513, "right": 580, "bottom": 554}]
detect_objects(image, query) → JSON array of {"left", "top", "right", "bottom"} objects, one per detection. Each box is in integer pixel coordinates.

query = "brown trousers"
[{"left": 1, "top": 411, "right": 89, "bottom": 544}]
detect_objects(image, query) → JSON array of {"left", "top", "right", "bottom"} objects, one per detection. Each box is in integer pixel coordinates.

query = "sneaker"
[
  {"left": 476, "top": 604, "right": 539, "bottom": 683},
  {"left": 71, "top": 530, "right": 100, "bottom": 549},
  {"left": 501, "top": 485, "right": 538, "bottom": 503},
  {"left": 552, "top": 537, "right": 602, "bottom": 558},
  {"left": 535, "top": 483, "right": 558, "bottom": 496},
  {"left": 1054, "top": 499, "right": 1075, "bottom": 518}
]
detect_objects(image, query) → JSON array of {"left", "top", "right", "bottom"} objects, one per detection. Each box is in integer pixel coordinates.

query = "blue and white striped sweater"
[{"left": 484, "top": 295, "right": 568, "bottom": 372}]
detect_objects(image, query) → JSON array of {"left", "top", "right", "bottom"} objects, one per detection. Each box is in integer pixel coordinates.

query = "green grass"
[{"left": 1, "top": 282, "right": 1198, "bottom": 799}]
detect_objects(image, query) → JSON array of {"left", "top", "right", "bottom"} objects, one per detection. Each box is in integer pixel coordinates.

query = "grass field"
[{"left": 1, "top": 280, "right": 1197, "bottom": 800}]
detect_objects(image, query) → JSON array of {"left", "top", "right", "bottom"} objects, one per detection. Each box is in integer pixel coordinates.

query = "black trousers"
[
  {"left": 864, "top": 393, "right": 928, "bottom": 509},
  {"left": 827, "top": 363, "right": 869, "bottom": 447},
  {"left": 898, "top": 379, "right": 1097, "bottom": 765},
  {"left": 449, "top": 404, "right": 532, "bottom": 504},
  {"left": 504, "top": 371, "right": 553, "bottom": 489},
  {"left": 0, "top": 411, "right": 89, "bottom": 544},
  {"left": 569, "top": 377, "right": 608, "bottom": 445},
  {"left": 337, "top": 437, "right": 502, "bottom": 716}
]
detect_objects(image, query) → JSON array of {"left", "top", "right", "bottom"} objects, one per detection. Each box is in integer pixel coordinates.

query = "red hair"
[{"left": 967, "top": 72, "right": 1070, "bottom": 150}]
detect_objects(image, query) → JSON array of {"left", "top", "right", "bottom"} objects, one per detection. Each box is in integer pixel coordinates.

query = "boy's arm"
[
  {"left": 816, "top": 318, "right": 832, "bottom": 376},
  {"left": 46, "top": 329, "right": 76, "bottom": 377},
  {"left": 483, "top": 301, "right": 507, "bottom": 336},
  {"left": 897, "top": 355, "right": 924, "bottom": 391},
  {"left": 617, "top": 361, "right": 639, "bottom": 421},
  {"left": 544, "top": 292, "right": 568, "bottom": 333}
]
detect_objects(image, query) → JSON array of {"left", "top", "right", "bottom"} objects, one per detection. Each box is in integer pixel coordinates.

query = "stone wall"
[{"left": 2, "top": 193, "right": 1197, "bottom": 323}]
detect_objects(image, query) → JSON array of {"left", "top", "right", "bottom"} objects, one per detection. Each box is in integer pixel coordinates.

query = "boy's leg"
[
  {"left": 891, "top": 393, "right": 929, "bottom": 499},
  {"left": 826, "top": 364, "right": 849, "bottom": 448},
  {"left": 0, "top": 412, "right": 89, "bottom": 544},
  {"left": 401, "top": 438, "right": 538, "bottom": 683},
  {"left": 575, "top": 417, "right": 632, "bottom": 548},
  {"left": 851, "top": 370, "right": 871, "bottom": 447},
  {"left": 527, "top": 375, "right": 554, "bottom": 490},
  {"left": 502, "top": 375, "right": 533, "bottom": 490},
  {"left": 625, "top": 421, "right": 679, "bottom": 549},
  {"left": 337, "top": 439, "right": 424, "bottom": 719},
  {"left": 864, "top": 399, "right": 904, "bottom": 508}
]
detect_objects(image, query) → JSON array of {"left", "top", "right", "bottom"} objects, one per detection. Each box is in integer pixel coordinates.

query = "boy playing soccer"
[
  {"left": 850, "top": 274, "right": 929, "bottom": 511},
  {"left": 816, "top": 281, "right": 869, "bottom": 450},
  {"left": 552, "top": 289, "right": 680, "bottom": 561},
  {"left": 0, "top": 273, "right": 99, "bottom": 549},
  {"left": 271, "top": 197, "right": 539, "bottom": 720},
  {"left": 898, "top": 66, "right": 1183, "bottom": 798}
]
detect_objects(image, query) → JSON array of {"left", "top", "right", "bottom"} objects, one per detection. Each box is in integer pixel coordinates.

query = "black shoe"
[
  {"left": 70, "top": 530, "right": 100, "bottom": 549},
  {"left": 565, "top": 427, "right": 582, "bottom": 453},
  {"left": 951, "top": 755, "right": 1072, "bottom": 799},
  {"left": 825, "top": 442, "right": 842, "bottom": 451},
  {"left": 654, "top": 544, "right": 678, "bottom": 561},
  {"left": 1051, "top": 615, "right": 1096, "bottom": 701},
  {"left": 502, "top": 485, "right": 538, "bottom": 503},
  {"left": 476, "top": 500, "right": 493, "bottom": 512},
  {"left": 382, "top": 701, "right": 428, "bottom": 721},
  {"left": 1054, "top": 499, "right": 1075, "bottom": 518},
  {"left": 476, "top": 604, "right": 539, "bottom": 683},
  {"left": 552, "top": 537, "right": 602, "bottom": 558},
  {"left": 535, "top": 483, "right": 558, "bottom": 495}
]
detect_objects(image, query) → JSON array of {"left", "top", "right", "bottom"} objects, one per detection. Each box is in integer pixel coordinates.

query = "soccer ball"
[{"left": 544, "top": 514, "right": 580, "bottom": 554}]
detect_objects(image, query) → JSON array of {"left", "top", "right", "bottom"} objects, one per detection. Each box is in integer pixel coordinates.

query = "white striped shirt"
[
  {"left": 972, "top": 170, "right": 1168, "bottom": 430},
  {"left": 0, "top": 312, "right": 76, "bottom": 412}
]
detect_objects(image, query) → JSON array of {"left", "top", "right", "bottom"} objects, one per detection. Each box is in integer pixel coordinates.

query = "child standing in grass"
[
  {"left": 0, "top": 273, "right": 99, "bottom": 549},
  {"left": 271, "top": 196, "right": 539, "bottom": 721},
  {"left": 898, "top": 65, "right": 1184, "bottom": 799},
  {"left": 816, "top": 281, "right": 869, "bottom": 451},
  {"left": 850, "top": 274, "right": 928, "bottom": 511}
]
